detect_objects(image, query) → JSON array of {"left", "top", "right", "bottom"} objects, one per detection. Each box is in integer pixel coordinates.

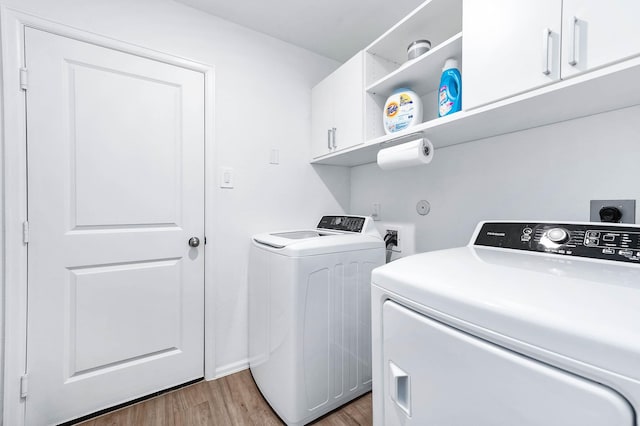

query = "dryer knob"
[{"left": 547, "top": 228, "right": 569, "bottom": 244}]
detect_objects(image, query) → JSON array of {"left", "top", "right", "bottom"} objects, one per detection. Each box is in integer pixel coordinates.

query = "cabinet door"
[
  {"left": 331, "top": 51, "right": 364, "bottom": 153},
  {"left": 311, "top": 73, "right": 335, "bottom": 159},
  {"left": 462, "top": 0, "right": 562, "bottom": 110},
  {"left": 562, "top": 0, "right": 640, "bottom": 78}
]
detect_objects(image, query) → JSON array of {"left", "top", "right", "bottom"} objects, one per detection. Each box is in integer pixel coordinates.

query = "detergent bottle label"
[
  {"left": 386, "top": 102, "right": 399, "bottom": 118},
  {"left": 439, "top": 85, "right": 454, "bottom": 116},
  {"left": 385, "top": 93, "right": 417, "bottom": 133}
]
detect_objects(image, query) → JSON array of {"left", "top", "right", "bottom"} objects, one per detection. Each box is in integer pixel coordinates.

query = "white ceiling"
[{"left": 174, "top": 0, "right": 426, "bottom": 62}]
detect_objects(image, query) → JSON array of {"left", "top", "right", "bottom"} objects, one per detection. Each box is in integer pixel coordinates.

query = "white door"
[
  {"left": 24, "top": 28, "right": 205, "bottom": 425},
  {"left": 462, "top": 0, "right": 562, "bottom": 109},
  {"left": 561, "top": 0, "right": 640, "bottom": 78}
]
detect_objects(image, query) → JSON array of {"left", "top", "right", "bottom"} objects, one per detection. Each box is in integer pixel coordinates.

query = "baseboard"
[{"left": 213, "top": 358, "right": 249, "bottom": 379}]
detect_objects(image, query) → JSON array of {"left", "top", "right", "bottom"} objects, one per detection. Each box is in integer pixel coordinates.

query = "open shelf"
[
  {"left": 366, "top": 0, "right": 462, "bottom": 66},
  {"left": 366, "top": 32, "right": 462, "bottom": 96},
  {"left": 363, "top": 0, "right": 463, "bottom": 144},
  {"left": 312, "top": 56, "right": 640, "bottom": 166}
]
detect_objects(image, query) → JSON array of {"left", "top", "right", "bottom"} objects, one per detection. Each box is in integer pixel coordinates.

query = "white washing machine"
[
  {"left": 372, "top": 221, "right": 640, "bottom": 425},
  {"left": 249, "top": 215, "right": 385, "bottom": 426}
]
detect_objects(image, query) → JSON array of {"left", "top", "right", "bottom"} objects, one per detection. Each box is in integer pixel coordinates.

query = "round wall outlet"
[{"left": 416, "top": 200, "right": 430, "bottom": 216}]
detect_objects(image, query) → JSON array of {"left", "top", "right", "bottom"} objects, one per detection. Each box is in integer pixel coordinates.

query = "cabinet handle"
[
  {"left": 327, "top": 129, "right": 332, "bottom": 150},
  {"left": 331, "top": 127, "right": 337, "bottom": 149},
  {"left": 541, "top": 28, "right": 552, "bottom": 76},
  {"left": 569, "top": 16, "right": 578, "bottom": 66}
]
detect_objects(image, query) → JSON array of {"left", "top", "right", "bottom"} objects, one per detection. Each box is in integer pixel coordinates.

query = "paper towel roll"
[{"left": 377, "top": 137, "right": 434, "bottom": 170}]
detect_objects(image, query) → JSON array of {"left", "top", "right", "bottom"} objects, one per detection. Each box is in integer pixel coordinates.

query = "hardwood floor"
[{"left": 77, "top": 369, "right": 372, "bottom": 426}]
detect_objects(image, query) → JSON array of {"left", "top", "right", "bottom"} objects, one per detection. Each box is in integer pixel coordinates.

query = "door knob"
[{"left": 188, "top": 237, "right": 200, "bottom": 248}]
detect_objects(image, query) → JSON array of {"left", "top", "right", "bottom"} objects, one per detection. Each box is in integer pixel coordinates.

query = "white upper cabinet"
[
  {"left": 311, "top": 73, "right": 334, "bottom": 159},
  {"left": 464, "top": 0, "right": 640, "bottom": 110},
  {"left": 311, "top": 51, "right": 364, "bottom": 159},
  {"left": 332, "top": 52, "right": 365, "bottom": 154},
  {"left": 561, "top": 0, "right": 640, "bottom": 78},
  {"left": 462, "top": 0, "right": 562, "bottom": 110},
  {"left": 310, "top": 0, "right": 640, "bottom": 166}
]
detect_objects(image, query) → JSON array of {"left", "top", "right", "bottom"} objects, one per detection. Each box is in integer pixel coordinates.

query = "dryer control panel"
[{"left": 474, "top": 222, "right": 640, "bottom": 264}]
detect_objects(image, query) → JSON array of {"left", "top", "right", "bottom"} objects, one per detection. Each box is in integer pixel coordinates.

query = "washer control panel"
[
  {"left": 474, "top": 222, "right": 640, "bottom": 263},
  {"left": 317, "top": 215, "right": 366, "bottom": 233}
]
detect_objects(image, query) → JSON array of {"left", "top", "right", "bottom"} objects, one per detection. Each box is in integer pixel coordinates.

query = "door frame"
[{"left": 0, "top": 7, "right": 217, "bottom": 425}]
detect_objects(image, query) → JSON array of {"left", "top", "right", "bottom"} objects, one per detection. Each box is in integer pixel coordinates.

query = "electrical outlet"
[{"left": 590, "top": 199, "right": 635, "bottom": 223}]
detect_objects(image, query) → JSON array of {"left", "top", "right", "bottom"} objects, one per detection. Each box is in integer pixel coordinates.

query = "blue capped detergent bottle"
[{"left": 438, "top": 58, "right": 461, "bottom": 117}]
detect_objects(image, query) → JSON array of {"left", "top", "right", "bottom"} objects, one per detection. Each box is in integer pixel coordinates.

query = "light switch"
[
  {"left": 372, "top": 202, "right": 381, "bottom": 221},
  {"left": 270, "top": 149, "right": 280, "bottom": 165},
  {"left": 220, "top": 167, "right": 234, "bottom": 188}
]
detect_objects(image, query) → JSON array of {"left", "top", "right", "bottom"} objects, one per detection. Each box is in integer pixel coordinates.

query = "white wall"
[
  {"left": 351, "top": 105, "right": 640, "bottom": 252},
  {"left": 1, "top": 0, "right": 347, "bottom": 382}
]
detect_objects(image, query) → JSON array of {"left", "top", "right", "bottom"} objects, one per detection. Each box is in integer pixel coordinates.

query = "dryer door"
[{"left": 382, "top": 301, "right": 634, "bottom": 426}]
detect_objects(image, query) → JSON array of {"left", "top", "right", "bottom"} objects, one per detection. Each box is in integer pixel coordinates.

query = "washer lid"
[
  {"left": 271, "top": 230, "right": 324, "bottom": 240},
  {"left": 372, "top": 246, "right": 640, "bottom": 381},
  {"left": 252, "top": 230, "right": 383, "bottom": 256}
]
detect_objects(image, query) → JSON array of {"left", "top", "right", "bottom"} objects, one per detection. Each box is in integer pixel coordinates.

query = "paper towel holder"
[
  {"left": 381, "top": 131, "right": 426, "bottom": 146},
  {"left": 377, "top": 135, "right": 434, "bottom": 170},
  {"left": 381, "top": 131, "right": 431, "bottom": 157},
  {"left": 420, "top": 140, "right": 431, "bottom": 157}
]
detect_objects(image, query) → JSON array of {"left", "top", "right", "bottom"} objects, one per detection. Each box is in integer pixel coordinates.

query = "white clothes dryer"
[
  {"left": 372, "top": 221, "right": 640, "bottom": 426},
  {"left": 249, "top": 215, "right": 385, "bottom": 426}
]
